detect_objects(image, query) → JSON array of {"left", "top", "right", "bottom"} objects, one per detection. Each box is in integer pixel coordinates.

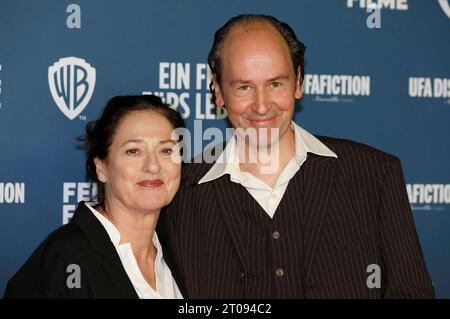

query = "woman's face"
[{"left": 94, "top": 109, "right": 181, "bottom": 214}]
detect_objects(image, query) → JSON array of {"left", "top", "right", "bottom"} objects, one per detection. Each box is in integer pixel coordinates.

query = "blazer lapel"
[
  {"left": 300, "top": 155, "right": 337, "bottom": 282},
  {"left": 100, "top": 255, "right": 139, "bottom": 299},
  {"left": 71, "top": 202, "right": 139, "bottom": 299}
]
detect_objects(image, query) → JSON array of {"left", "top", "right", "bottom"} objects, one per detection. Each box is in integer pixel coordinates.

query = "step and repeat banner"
[{"left": 1, "top": 0, "right": 449, "bottom": 298}]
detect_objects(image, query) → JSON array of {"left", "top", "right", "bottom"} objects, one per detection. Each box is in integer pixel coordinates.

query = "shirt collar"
[
  {"left": 198, "top": 121, "right": 337, "bottom": 184},
  {"left": 84, "top": 202, "right": 163, "bottom": 253},
  {"left": 294, "top": 121, "right": 337, "bottom": 159}
]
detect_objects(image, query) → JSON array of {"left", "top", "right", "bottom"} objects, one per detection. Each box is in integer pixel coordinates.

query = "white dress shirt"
[
  {"left": 84, "top": 203, "right": 183, "bottom": 299},
  {"left": 198, "top": 121, "right": 337, "bottom": 218}
]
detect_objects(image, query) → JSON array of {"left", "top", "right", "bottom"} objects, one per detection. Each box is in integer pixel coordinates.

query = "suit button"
[
  {"left": 240, "top": 272, "right": 246, "bottom": 279},
  {"left": 272, "top": 231, "right": 280, "bottom": 239},
  {"left": 275, "top": 268, "right": 285, "bottom": 277}
]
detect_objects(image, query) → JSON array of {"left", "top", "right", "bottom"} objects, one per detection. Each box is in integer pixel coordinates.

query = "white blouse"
[{"left": 85, "top": 203, "right": 183, "bottom": 299}]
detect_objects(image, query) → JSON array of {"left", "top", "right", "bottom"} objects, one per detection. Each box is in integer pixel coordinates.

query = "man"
[{"left": 159, "top": 14, "right": 434, "bottom": 298}]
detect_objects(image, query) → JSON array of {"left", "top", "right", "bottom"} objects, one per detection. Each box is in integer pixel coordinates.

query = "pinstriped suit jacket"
[{"left": 159, "top": 136, "right": 434, "bottom": 298}]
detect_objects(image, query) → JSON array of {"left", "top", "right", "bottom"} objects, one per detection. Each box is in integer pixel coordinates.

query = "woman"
[{"left": 4, "top": 95, "right": 185, "bottom": 298}]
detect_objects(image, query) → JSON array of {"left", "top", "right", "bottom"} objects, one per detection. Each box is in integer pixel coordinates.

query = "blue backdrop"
[{"left": 1, "top": 0, "right": 449, "bottom": 298}]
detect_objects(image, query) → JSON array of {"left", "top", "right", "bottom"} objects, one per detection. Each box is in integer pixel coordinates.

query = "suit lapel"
[
  {"left": 213, "top": 176, "right": 249, "bottom": 270},
  {"left": 71, "top": 202, "right": 139, "bottom": 298},
  {"left": 300, "top": 155, "right": 337, "bottom": 281},
  {"left": 100, "top": 255, "right": 139, "bottom": 299}
]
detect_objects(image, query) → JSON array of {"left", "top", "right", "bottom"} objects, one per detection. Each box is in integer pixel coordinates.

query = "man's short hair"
[{"left": 207, "top": 14, "right": 307, "bottom": 104}]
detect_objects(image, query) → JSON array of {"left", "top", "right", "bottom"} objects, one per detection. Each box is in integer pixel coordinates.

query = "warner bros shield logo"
[{"left": 48, "top": 57, "right": 96, "bottom": 120}]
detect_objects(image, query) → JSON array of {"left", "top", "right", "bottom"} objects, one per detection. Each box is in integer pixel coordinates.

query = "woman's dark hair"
[
  {"left": 207, "top": 14, "right": 306, "bottom": 104},
  {"left": 80, "top": 94, "right": 185, "bottom": 202}
]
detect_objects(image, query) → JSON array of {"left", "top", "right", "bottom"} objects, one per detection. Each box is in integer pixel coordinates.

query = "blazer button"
[
  {"left": 272, "top": 231, "right": 280, "bottom": 239},
  {"left": 275, "top": 268, "right": 285, "bottom": 277},
  {"left": 240, "top": 272, "right": 246, "bottom": 279}
]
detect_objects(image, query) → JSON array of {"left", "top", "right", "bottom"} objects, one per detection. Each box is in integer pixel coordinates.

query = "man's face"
[{"left": 213, "top": 23, "right": 302, "bottom": 148}]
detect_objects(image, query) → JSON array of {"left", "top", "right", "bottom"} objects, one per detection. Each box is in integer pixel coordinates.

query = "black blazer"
[
  {"left": 159, "top": 136, "right": 435, "bottom": 298},
  {"left": 4, "top": 202, "right": 183, "bottom": 299}
]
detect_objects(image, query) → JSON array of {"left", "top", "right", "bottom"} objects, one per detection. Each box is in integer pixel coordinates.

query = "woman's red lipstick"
[{"left": 138, "top": 179, "right": 163, "bottom": 188}]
